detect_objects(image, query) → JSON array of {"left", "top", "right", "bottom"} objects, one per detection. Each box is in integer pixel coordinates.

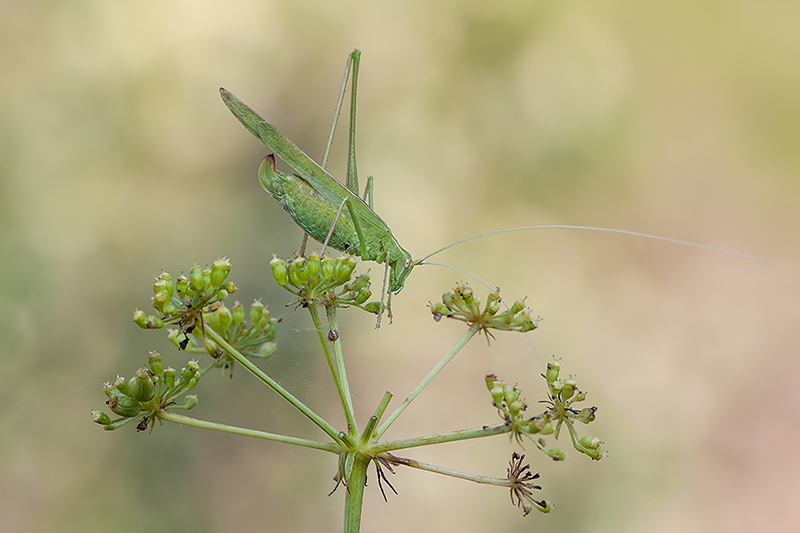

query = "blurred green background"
[{"left": 2, "top": 1, "right": 799, "bottom": 532}]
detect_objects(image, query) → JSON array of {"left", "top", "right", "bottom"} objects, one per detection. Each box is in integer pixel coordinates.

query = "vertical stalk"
[
  {"left": 308, "top": 305, "right": 357, "bottom": 434},
  {"left": 343, "top": 453, "right": 370, "bottom": 533}
]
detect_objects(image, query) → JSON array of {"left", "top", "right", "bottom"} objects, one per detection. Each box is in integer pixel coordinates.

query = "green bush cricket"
[{"left": 220, "top": 51, "right": 415, "bottom": 325}]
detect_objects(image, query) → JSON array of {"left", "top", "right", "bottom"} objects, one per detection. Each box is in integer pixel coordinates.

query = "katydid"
[
  {"left": 220, "top": 50, "right": 774, "bottom": 324},
  {"left": 220, "top": 51, "right": 415, "bottom": 324}
]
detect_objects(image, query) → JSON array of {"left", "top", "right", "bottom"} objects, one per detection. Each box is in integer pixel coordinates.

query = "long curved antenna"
[
  {"left": 424, "top": 261, "right": 545, "bottom": 368},
  {"left": 418, "top": 225, "right": 777, "bottom": 266}
]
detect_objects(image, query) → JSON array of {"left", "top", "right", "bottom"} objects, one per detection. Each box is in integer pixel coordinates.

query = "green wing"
[{"left": 219, "top": 88, "right": 390, "bottom": 234}]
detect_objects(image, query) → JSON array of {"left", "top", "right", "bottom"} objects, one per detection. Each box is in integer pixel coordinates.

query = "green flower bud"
[
  {"left": 364, "top": 302, "right": 381, "bottom": 314},
  {"left": 186, "top": 369, "right": 201, "bottom": 392},
  {"left": 289, "top": 256, "right": 308, "bottom": 287},
  {"left": 572, "top": 390, "right": 586, "bottom": 402},
  {"left": 225, "top": 280, "right": 237, "bottom": 294},
  {"left": 107, "top": 394, "right": 141, "bottom": 418},
  {"left": 210, "top": 258, "right": 231, "bottom": 289},
  {"left": 485, "top": 299, "right": 501, "bottom": 317},
  {"left": 148, "top": 351, "right": 163, "bottom": 377},
  {"left": 179, "top": 360, "right": 200, "bottom": 389},
  {"left": 204, "top": 337, "right": 222, "bottom": 358},
  {"left": 133, "top": 308, "right": 147, "bottom": 327},
  {"left": 503, "top": 384, "right": 521, "bottom": 406},
  {"left": 548, "top": 448, "right": 567, "bottom": 461},
  {"left": 175, "top": 274, "right": 190, "bottom": 297},
  {"left": 306, "top": 253, "right": 321, "bottom": 282},
  {"left": 579, "top": 436, "right": 601, "bottom": 450},
  {"left": 574, "top": 406, "right": 597, "bottom": 424},
  {"left": 456, "top": 284, "right": 474, "bottom": 305},
  {"left": 215, "top": 304, "right": 233, "bottom": 331},
  {"left": 510, "top": 311, "right": 537, "bottom": 332},
  {"left": 201, "top": 268, "right": 212, "bottom": 292},
  {"left": 231, "top": 301, "right": 245, "bottom": 325},
  {"left": 215, "top": 289, "right": 229, "bottom": 301},
  {"left": 256, "top": 342, "right": 277, "bottom": 359},
  {"left": 128, "top": 367, "right": 155, "bottom": 402},
  {"left": 485, "top": 374, "right": 498, "bottom": 391},
  {"left": 257, "top": 307, "right": 272, "bottom": 331},
  {"left": 319, "top": 256, "right": 335, "bottom": 284},
  {"left": 490, "top": 385, "right": 505, "bottom": 408},
  {"left": 181, "top": 395, "right": 198, "bottom": 410},
  {"left": 430, "top": 302, "right": 450, "bottom": 322},
  {"left": 545, "top": 360, "right": 560, "bottom": 384},
  {"left": 270, "top": 256, "right": 289, "bottom": 289},
  {"left": 550, "top": 380, "right": 564, "bottom": 396},
  {"left": 333, "top": 256, "right": 356, "bottom": 284},
  {"left": 561, "top": 379, "right": 576, "bottom": 400},
  {"left": 161, "top": 300, "right": 180, "bottom": 316},
  {"left": 355, "top": 289, "right": 372, "bottom": 305},
  {"left": 113, "top": 375, "right": 130, "bottom": 396},
  {"left": 508, "top": 299, "right": 525, "bottom": 315},
  {"left": 249, "top": 300, "right": 264, "bottom": 325},
  {"left": 351, "top": 273, "right": 370, "bottom": 292},
  {"left": 441, "top": 291, "right": 456, "bottom": 312},
  {"left": 133, "top": 309, "right": 164, "bottom": 329},
  {"left": 189, "top": 264, "right": 204, "bottom": 291},
  {"left": 526, "top": 416, "right": 545, "bottom": 433},
  {"left": 92, "top": 410, "right": 112, "bottom": 426},
  {"left": 103, "top": 382, "right": 118, "bottom": 398},
  {"left": 509, "top": 400, "right": 525, "bottom": 417},
  {"left": 163, "top": 367, "right": 176, "bottom": 390}
]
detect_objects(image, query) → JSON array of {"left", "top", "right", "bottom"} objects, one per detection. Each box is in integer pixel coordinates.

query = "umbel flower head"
[
  {"left": 430, "top": 284, "right": 540, "bottom": 340},
  {"left": 487, "top": 363, "right": 605, "bottom": 461},
  {"left": 132, "top": 259, "right": 279, "bottom": 368},
  {"left": 271, "top": 253, "right": 379, "bottom": 314},
  {"left": 92, "top": 351, "right": 200, "bottom": 432}
]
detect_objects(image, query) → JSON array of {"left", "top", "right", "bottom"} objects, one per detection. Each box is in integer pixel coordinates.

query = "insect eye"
[{"left": 404, "top": 259, "right": 411, "bottom": 268}]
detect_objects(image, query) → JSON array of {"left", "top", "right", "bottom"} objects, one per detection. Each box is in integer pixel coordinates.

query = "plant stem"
[
  {"left": 308, "top": 306, "right": 357, "bottom": 434},
  {"left": 203, "top": 325, "right": 342, "bottom": 445},
  {"left": 383, "top": 454, "right": 512, "bottom": 487},
  {"left": 376, "top": 325, "right": 479, "bottom": 438},
  {"left": 159, "top": 411, "right": 340, "bottom": 453},
  {"left": 371, "top": 422, "right": 509, "bottom": 453},
  {"left": 325, "top": 305, "right": 358, "bottom": 434},
  {"left": 343, "top": 453, "right": 370, "bottom": 533}
]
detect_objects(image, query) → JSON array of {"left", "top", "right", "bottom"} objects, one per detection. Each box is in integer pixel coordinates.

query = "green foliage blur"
[{"left": 1, "top": 1, "right": 798, "bottom": 532}]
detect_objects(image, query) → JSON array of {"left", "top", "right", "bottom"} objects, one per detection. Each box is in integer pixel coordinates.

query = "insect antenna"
[{"left": 417, "top": 225, "right": 777, "bottom": 266}]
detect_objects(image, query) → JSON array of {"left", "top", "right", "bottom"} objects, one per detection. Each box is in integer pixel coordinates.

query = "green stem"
[
  {"left": 203, "top": 325, "right": 342, "bottom": 445},
  {"left": 383, "top": 454, "right": 511, "bottom": 487},
  {"left": 159, "top": 411, "right": 340, "bottom": 453},
  {"left": 371, "top": 422, "right": 509, "bottom": 453},
  {"left": 307, "top": 305, "right": 357, "bottom": 435},
  {"left": 376, "top": 325, "right": 479, "bottom": 438},
  {"left": 343, "top": 453, "right": 370, "bottom": 533},
  {"left": 327, "top": 306, "right": 358, "bottom": 434}
]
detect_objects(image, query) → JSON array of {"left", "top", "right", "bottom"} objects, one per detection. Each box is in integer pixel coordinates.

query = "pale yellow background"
[{"left": 2, "top": 1, "right": 798, "bottom": 532}]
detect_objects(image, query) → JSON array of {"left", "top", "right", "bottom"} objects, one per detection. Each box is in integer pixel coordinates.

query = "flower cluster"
[
  {"left": 92, "top": 351, "right": 200, "bottom": 432},
  {"left": 430, "top": 285, "right": 539, "bottom": 339},
  {"left": 168, "top": 299, "right": 279, "bottom": 363},
  {"left": 270, "top": 253, "right": 379, "bottom": 313},
  {"left": 133, "top": 258, "right": 237, "bottom": 334},
  {"left": 486, "top": 362, "right": 604, "bottom": 461}
]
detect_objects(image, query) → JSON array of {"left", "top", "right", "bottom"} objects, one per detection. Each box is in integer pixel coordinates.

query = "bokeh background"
[{"left": 2, "top": 1, "right": 799, "bottom": 532}]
